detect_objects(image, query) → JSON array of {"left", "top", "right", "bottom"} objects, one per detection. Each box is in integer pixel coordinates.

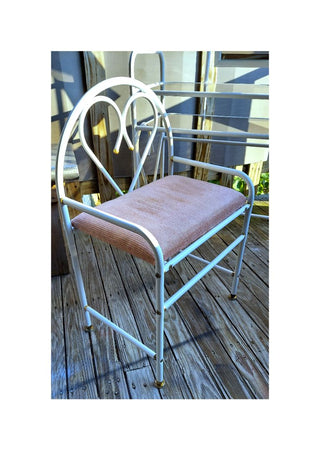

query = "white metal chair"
[{"left": 55, "top": 76, "right": 254, "bottom": 388}]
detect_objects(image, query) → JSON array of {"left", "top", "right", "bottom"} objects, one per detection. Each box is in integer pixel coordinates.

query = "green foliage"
[
  {"left": 256, "top": 172, "right": 269, "bottom": 195},
  {"left": 233, "top": 177, "right": 246, "bottom": 193},
  {"left": 115, "top": 189, "right": 128, "bottom": 198},
  {"left": 208, "top": 179, "right": 220, "bottom": 185},
  {"left": 232, "top": 172, "right": 269, "bottom": 195}
]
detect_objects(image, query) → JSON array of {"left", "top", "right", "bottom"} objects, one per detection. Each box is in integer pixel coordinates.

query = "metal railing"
[{"left": 129, "top": 51, "right": 269, "bottom": 220}]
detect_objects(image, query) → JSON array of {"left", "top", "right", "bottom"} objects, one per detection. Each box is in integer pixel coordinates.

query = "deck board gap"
[
  {"left": 52, "top": 206, "right": 268, "bottom": 399},
  {"left": 215, "top": 229, "right": 269, "bottom": 288},
  {"left": 172, "top": 257, "right": 269, "bottom": 396},
  {"left": 202, "top": 238, "right": 269, "bottom": 310},
  {"left": 129, "top": 254, "right": 196, "bottom": 399},
  {"left": 189, "top": 245, "right": 269, "bottom": 335},
  {"left": 164, "top": 263, "right": 249, "bottom": 398},
  {"left": 131, "top": 255, "right": 222, "bottom": 398},
  {"left": 183, "top": 255, "right": 269, "bottom": 375},
  {"left": 109, "top": 245, "right": 150, "bottom": 350}
]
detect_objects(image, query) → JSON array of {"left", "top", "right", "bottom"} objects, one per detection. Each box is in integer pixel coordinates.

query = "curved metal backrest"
[{"left": 55, "top": 76, "right": 174, "bottom": 202}]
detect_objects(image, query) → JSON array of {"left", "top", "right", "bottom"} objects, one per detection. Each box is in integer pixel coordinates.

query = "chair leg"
[
  {"left": 154, "top": 270, "right": 165, "bottom": 388},
  {"left": 70, "top": 240, "right": 93, "bottom": 330},
  {"left": 229, "top": 207, "right": 252, "bottom": 300},
  {"left": 60, "top": 204, "right": 92, "bottom": 330},
  {"left": 229, "top": 250, "right": 244, "bottom": 300}
]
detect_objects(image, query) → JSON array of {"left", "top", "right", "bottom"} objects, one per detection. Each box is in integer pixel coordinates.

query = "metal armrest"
[
  {"left": 61, "top": 196, "right": 163, "bottom": 267},
  {"left": 171, "top": 156, "right": 255, "bottom": 206}
]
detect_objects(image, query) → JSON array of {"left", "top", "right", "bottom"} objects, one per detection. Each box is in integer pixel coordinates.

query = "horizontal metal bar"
[
  {"left": 251, "top": 213, "right": 269, "bottom": 219},
  {"left": 86, "top": 306, "right": 156, "bottom": 358},
  {"left": 152, "top": 89, "right": 268, "bottom": 100},
  {"left": 164, "top": 204, "right": 248, "bottom": 272},
  {"left": 213, "top": 264, "right": 234, "bottom": 275},
  {"left": 242, "top": 212, "right": 269, "bottom": 220},
  {"left": 171, "top": 155, "right": 239, "bottom": 178},
  {"left": 137, "top": 124, "right": 269, "bottom": 140},
  {"left": 171, "top": 156, "right": 255, "bottom": 207},
  {"left": 143, "top": 112, "right": 268, "bottom": 123},
  {"left": 62, "top": 196, "right": 163, "bottom": 258},
  {"left": 187, "top": 254, "right": 210, "bottom": 264},
  {"left": 163, "top": 135, "right": 269, "bottom": 148},
  {"left": 164, "top": 234, "right": 245, "bottom": 310},
  {"left": 187, "top": 254, "right": 234, "bottom": 275}
]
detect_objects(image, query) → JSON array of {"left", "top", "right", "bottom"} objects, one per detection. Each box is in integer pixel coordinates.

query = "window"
[{"left": 214, "top": 51, "right": 269, "bottom": 67}]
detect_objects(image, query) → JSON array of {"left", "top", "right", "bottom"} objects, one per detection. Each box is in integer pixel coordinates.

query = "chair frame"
[{"left": 55, "top": 76, "right": 254, "bottom": 388}]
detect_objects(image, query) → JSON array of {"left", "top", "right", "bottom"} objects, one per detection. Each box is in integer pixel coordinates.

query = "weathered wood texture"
[
  {"left": 51, "top": 205, "right": 268, "bottom": 399},
  {"left": 194, "top": 51, "right": 216, "bottom": 181},
  {"left": 51, "top": 187, "right": 69, "bottom": 276},
  {"left": 83, "top": 51, "right": 114, "bottom": 202}
]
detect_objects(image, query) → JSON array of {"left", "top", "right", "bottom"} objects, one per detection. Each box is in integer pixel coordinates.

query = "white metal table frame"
[
  {"left": 129, "top": 51, "right": 269, "bottom": 220},
  {"left": 55, "top": 76, "right": 254, "bottom": 388}
]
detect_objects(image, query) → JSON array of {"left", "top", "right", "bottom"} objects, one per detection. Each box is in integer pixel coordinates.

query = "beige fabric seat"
[{"left": 71, "top": 175, "right": 246, "bottom": 265}]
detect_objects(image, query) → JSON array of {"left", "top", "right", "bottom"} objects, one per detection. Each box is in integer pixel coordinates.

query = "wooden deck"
[{"left": 51, "top": 203, "right": 269, "bottom": 399}]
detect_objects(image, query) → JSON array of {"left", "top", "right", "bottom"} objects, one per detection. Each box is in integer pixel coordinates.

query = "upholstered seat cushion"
[{"left": 71, "top": 175, "right": 246, "bottom": 264}]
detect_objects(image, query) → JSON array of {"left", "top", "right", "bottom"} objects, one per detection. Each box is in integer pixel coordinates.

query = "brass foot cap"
[
  {"left": 84, "top": 325, "right": 93, "bottom": 332},
  {"left": 228, "top": 294, "right": 237, "bottom": 300},
  {"left": 154, "top": 380, "right": 165, "bottom": 389}
]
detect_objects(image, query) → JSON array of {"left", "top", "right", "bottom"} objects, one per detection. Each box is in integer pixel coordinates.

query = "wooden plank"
[
  {"left": 199, "top": 237, "right": 269, "bottom": 329},
  {"left": 247, "top": 218, "right": 269, "bottom": 243},
  {"left": 205, "top": 226, "right": 269, "bottom": 310},
  {"left": 80, "top": 179, "right": 99, "bottom": 196},
  {"left": 83, "top": 51, "right": 114, "bottom": 202},
  {"left": 61, "top": 274, "right": 99, "bottom": 398},
  {"left": 235, "top": 217, "right": 268, "bottom": 263},
  {"left": 253, "top": 201, "right": 269, "bottom": 209},
  {"left": 51, "top": 187, "right": 69, "bottom": 276},
  {"left": 219, "top": 223, "right": 269, "bottom": 286},
  {"left": 126, "top": 367, "right": 162, "bottom": 399},
  {"left": 131, "top": 254, "right": 229, "bottom": 399},
  {"left": 90, "top": 324, "right": 130, "bottom": 399},
  {"left": 73, "top": 231, "right": 130, "bottom": 398},
  {"left": 228, "top": 217, "right": 269, "bottom": 265},
  {"left": 51, "top": 276, "right": 68, "bottom": 399},
  {"left": 248, "top": 161, "right": 263, "bottom": 187},
  {"left": 51, "top": 210, "right": 269, "bottom": 399},
  {"left": 104, "top": 245, "right": 194, "bottom": 399},
  {"left": 134, "top": 250, "right": 266, "bottom": 398},
  {"left": 160, "top": 305, "right": 226, "bottom": 399},
  {"left": 163, "top": 266, "right": 256, "bottom": 398},
  {"left": 172, "top": 258, "right": 269, "bottom": 398},
  {"left": 183, "top": 254, "right": 268, "bottom": 369},
  {"left": 86, "top": 235, "right": 154, "bottom": 373},
  {"left": 194, "top": 51, "right": 217, "bottom": 181},
  {"left": 65, "top": 181, "right": 82, "bottom": 219},
  {"left": 250, "top": 205, "right": 269, "bottom": 237},
  {"left": 213, "top": 227, "right": 269, "bottom": 308}
]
